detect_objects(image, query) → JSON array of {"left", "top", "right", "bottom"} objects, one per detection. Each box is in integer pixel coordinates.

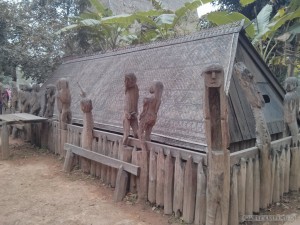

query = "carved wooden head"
[
  {"left": 46, "top": 84, "right": 56, "bottom": 96},
  {"left": 80, "top": 98, "right": 93, "bottom": 113},
  {"left": 284, "top": 77, "right": 298, "bottom": 92},
  {"left": 56, "top": 78, "right": 69, "bottom": 91},
  {"left": 202, "top": 64, "right": 224, "bottom": 88},
  {"left": 124, "top": 73, "right": 137, "bottom": 90}
]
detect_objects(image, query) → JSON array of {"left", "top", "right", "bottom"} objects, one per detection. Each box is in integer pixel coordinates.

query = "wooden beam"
[{"left": 64, "top": 143, "right": 139, "bottom": 176}]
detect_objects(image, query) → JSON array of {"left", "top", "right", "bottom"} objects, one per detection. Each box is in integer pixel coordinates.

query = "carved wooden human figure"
[
  {"left": 11, "top": 82, "right": 18, "bottom": 113},
  {"left": 234, "top": 62, "right": 271, "bottom": 208},
  {"left": 56, "top": 78, "right": 72, "bottom": 129},
  {"left": 283, "top": 77, "right": 299, "bottom": 146},
  {"left": 139, "top": 81, "right": 164, "bottom": 142},
  {"left": 122, "top": 73, "right": 139, "bottom": 145},
  {"left": 42, "top": 84, "right": 56, "bottom": 118},
  {"left": 203, "top": 64, "right": 230, "bottom": 225},
  {"left": 19, "top": 84, "right": 32, "bottom": 113},
  {"left": 79, "top": 83, "right": 94, "bottom": 173},
  {"left": 30, "top": 83, "right": 41, "bottom": 116}
]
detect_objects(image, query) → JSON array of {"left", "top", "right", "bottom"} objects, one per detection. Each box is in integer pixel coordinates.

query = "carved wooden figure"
[
  {"left": 30, "top": 84, "right": 41, "bottom": 116},
  {"left": 56, "top": 78, "right": 72, "bottom": 129},
  {"left": 283, "top": 77, "right": 299, "bottom": 146},
  {"left": 11, "top": 81, "right": 18, "bottom": 113},
  {"left": 43, "top": 84, "right": 56, "bottom": 118},
  {"left": 122, "top": 73, "right": 139, "bottom": 145},
  {"left": 79, "top": 83, "right": 94, "bottom": 173},
  {"left": 234, "top": 62, "right": 271, "bottom": 208},
  {"left": 139, "top": 81, "right": 164, "bottom": 142},
  {"left": 19, "top": 84, "right": 32, "bottom": 113},
  {"left": 203, "top": 64, "right": 230, "bottom": 225}
]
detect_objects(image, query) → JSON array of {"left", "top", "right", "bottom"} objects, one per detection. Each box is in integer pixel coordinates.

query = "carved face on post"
[
  {"left": 46, "top": 84, "right": 56, "bottom": 97},
  {"left": 124, "top": 73, "right": 137, "bottom": 91},
  {"left": 203, "top": 64, "right": 223, "bottom": 88},
  {"left": 284, "top": 77, "right": 298, "bottom": 92}
]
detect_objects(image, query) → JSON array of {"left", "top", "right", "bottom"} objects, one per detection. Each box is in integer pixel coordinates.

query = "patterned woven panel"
[{"left": 45, "top": 26, "right": 241, "bottom": 151}]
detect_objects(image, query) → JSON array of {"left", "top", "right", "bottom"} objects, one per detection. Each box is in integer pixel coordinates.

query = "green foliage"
[{"left": 239, "top": 0, "right": 256, "bottom": 7}]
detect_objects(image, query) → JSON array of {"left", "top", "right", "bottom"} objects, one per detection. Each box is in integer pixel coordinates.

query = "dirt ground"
[{"left": 1, "top": 139, "right": 300, "bottom": 225}]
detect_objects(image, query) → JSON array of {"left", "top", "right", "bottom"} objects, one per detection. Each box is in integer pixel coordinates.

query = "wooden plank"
[
  {"left": 148, "top": 148, "right": 157, "bottom": 204},
  {"left": 182, "top": 156, "right": 196, "bottom": 223},
  {"left": 270, "top": 151, "right": 276, "bottom": 203},
  {"left": 130, "top": 147, "right": 138, "bottom": 194},
  {"left": 253, "top": 155, "right": 260, "bottom": 213},
  {"left": 113, "top": 165, "right": 129, "bottom": 202},
  {"left": 173, "top": 154, "right": 185, "bottom": 217},
  {"left": 279, "top": 149, "right": 285, "bottom": 197},
  {"left": 106, "top": 141, "right": 112, "bottom": 185},
  {"left": 63, "top": 149, "right": 74, "bottom": 172},
  {"left": 156, "top": 148, "right": 165, "bottom": 206},
  {"left": 289, "top": 146, "right": 299, "bottom": 191},
  {"left": 230, "top": 147, "right": 258, "bottom": 166},
  {"left": 96, "top": 137, "right": 103, "bottom": 178},
  {"left": 194, "top": 160, "right": 206, "bottom": 225},
  {"left": 273, "top": 154, "right": 280, "bottom": 202},
  {"left": 238, "top": 158, "right": 246, "bottom": 223},
  {"left": 101, "top": 136, "right": 108, "bottom": 182},
  {"left": 164, "top": 152, "right": 174, "bottom": 215},
  {"left": 284, "top": 146, "right": 290, "bottom": 193},
  {"left": 1, "top": 123, "right": 9, "bottom": 160},
  {"left": 228, "top": 95, "right": 243, "bottom": 143},
  {"left": 229, "top": 165, "right": 239, "bottom": 225},
  {"left": 64, "top": 143, "right": 139, "bottom": 176},
  {"left": 245, "top": 158, "right": 253, "bottom": 215},
  {"left": 110, "top": 141, "right": 119, "bottom": 188},
  {"left": 90, "top": 138, "right": 97, "bottom": 176}
]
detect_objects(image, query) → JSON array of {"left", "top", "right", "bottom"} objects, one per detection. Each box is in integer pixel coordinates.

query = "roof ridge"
[{"left": 63, "top": 20, "right": 244, "bottom": 64}]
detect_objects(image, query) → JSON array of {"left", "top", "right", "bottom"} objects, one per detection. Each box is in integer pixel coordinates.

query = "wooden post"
[
  {"left": 110, "top": 141, "right": 119, "bottom": 188},
  {"left": 148, "top": 148, "right": 157, "bottom": 204},
  {"left": 289, "top": 146, "right": 299, "bottom": 191},
  {"left": 114, "top": 165, "right": 129, "bottom": 202},
  {"left": 194, "top": 160, "right": 206, "bottom": 225},
  {"left": 101, "top": 136, "right": 108, "bottom": 182},
  {"left": 235, "top": 62, "right": 272, "bottom": 209},
  {"left": 41, "top": 121, "right": 49, "bottom": 149},
  {"left": 1, "top": 123, "right": 9, "bottom": 160},
  {"left": 61, "top": 129, "right": 68, "bottom": 157},
  {"left": 273, "top": 154, "right": 280, "bottom": 202},
  {"left": 106, "top": 141, "right": 112, "bottom": 185},
  {"left": 183, "top": 156, "right": 197, "bottom": 223},
  {"left": 245, "top": 158, "right": 253, "bottom": 215},
  {"left": 203, "top": 64, "right": 230, "bottom": 225},
  {"left": 279, "top": 149, "right": 285, "bottom": 197},
  {"left": 156, "top": 148, "right": 165, "bottom": 206},
  {"left": 270, "top": 151, "right": 276, "bottom": 203},
  {"left": 164, "top": 152, "right": 174, "bottom": 215},
  {"left": 173, "top": 154, "right": 184, "bottom": 217},
  {"left": 253, "top": 154, "right": 260, "bottom": 213},
  {"left": 90, "top": 138, "right": 97, "bottom": 176},
  {"left": 229, "top": 165, "right": 239, "bottom": 225},
  {"left": 130, "top": 146, "right": 138, "bottom": 194},
  {"left": 284, "top": 146, "right": 290, "bottom": 193},
  {"left": 63, "top": 148, "right": 74, "bottom": 172},
  {"left": 96, "top": 136, "right": 103, "bottom": 178},
  {"left": 238, "top": 158, "right": 246, "bottom": 223}
]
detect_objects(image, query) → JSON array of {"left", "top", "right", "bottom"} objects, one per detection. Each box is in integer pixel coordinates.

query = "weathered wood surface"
[
  {"left": 253, "top": 155, "right": 260, "bottom": 213},
  {"left": 285, "top": 146, "right": 290, "bottom": 193},
  {"left": 229, "top": 165, "right": 239, "bottom": 225},
  {"left": 238, "top": 158, "right": 246, "bottom": 223},
  {"left": 148, "top": 149, "right": 157, "bottom": 204},
  {"left": 245, "top": 158, "right": 253, "bottom": 215},
  {"left": 63, "top": 148, "right": 74, "bottom": 172},
  {"left": 113, "top": 165, "right": 129, "bottom": 202},
  {"left": 1, "top": 123, "right": 9, "bottom": 159},
  {"left": 156, "top": 148, "right": 165, "bottom": 206},
  {"left": 289, "top": 146, "right": 299, "bottom": 191},
  {"left": 164, "top": 152, "right": 174, "bottom": 215},
  {"left": 173, "top": 155, "right": 185, "bottom": 217},
  {"left": 130, "top": 147, "right": 138, "bottom": 194},
  {"left": 194, "top": 160, "right": 206, "bottom": 225},
  {"left": 64, "top": 143, "right": 139, "bottom": 176},
  {"left": 182, "top": 156, "right": 197, "bottom": 223}
]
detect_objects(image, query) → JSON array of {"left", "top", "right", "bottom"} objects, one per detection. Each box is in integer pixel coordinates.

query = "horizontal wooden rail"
[
  {"left": 64, "top": 143, "right": 140, "bottom": 176},
  {"left": 230, "top": 136, "right": 294, "bottom": 165}
]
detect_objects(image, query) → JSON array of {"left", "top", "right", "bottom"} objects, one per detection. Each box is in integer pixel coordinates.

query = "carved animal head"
[
  {"left": 124, "top": 73, "right": 137, "bottom": 90},
  {"left": 284, "top": 77, "right": 298, "bottom": 92},
  {"left": 202, "top": 64, "right": 224, "bottom": 88},
  {"left": 234, "top": 62, "right": 265, "bottom": 108},
  {"left": 80, "top": 98, "right": 93, "bottom": 113},
  {"left": 150, "top": 81, "right": 164, "bottom": 112}
]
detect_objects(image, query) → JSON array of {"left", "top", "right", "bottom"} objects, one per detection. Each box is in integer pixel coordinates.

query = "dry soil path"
[{"left": 0, "top": 142, "right": 171, "bottom": 225}]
